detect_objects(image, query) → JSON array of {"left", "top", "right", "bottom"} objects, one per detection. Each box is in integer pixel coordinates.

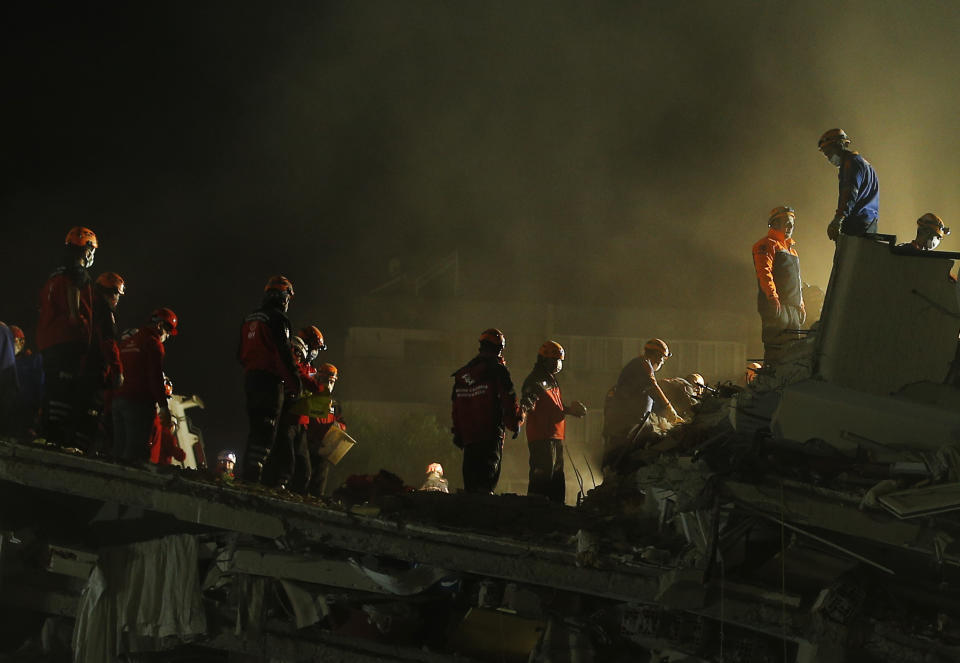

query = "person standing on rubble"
[
  {"left": 8, "top": 325, "right": 44, "bottom": 438},
  {"left": 894, "top": 213, "right": 949, "bottom": 253},
  {"left": 36, "top": 227, "right": 98, "bottom": 448},
  {"left": 601, "top": 338, "right": 681, "bottom": 475},
  {"left": 112, "top": 308, "right": 179, "bottom": 463},
  {"left": 305, "top": 362, "right": 346, "bottom": 498},
  {"left": 0, "top": 322, "right": 19, "bottom": 434},
  {"left": 451, "top": 328, "right": 523, "bottom": 494},
  {"left": 237, "top": 276, "right": 301, "bottom": 483},
  {"left": 818, "top": 128, "right": 879, "bottom": 241},
  {"left": 753, "top": 206, "right": 806, "bottom": 362},
  {"left": 520, "top": 341, "right": 586, "bottom": 504}
]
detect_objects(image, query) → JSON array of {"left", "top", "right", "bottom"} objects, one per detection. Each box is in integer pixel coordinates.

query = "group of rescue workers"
[
  {"left": 1, "top": 127, "right": 945, "bottom": 503},
  {"left": 752, "top": 128, "right": 948, "bottom": 362}
]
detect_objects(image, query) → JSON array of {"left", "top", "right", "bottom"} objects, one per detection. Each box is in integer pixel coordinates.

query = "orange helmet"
[
  {"left": 151, "top": 307, "right": 179, "bottom": 336},
  {"left": 298, "top": 325, "right": 327, "bottom": 351},
  {"left": 479, "top": 328, "right": 505, "bottom": 350},
  {"left": 9, "top": 325, "right": 25, "bottom": 342},
  {"left": 95, "top": 272, "right": 125, "bottom": 294},
  {"left": 643, "top": 338, "right": 672, "bottom": 358},
  {"left": 317, "top": 363, "right": 338, "bottom": 380},
  {"left": 768, "top": 206, "right": 796, "bottom": 225},
  {"left": 918, "top": 213, "right": 949, "bottom": 238},
  {"left": 65, "top": 226, "right": 98, "bottom": 249},
  {"left": 817, "top": 128, "right": 850, "bottom": 150},
  {"left": 426, "top": 462, "right": 444, "bottom": 476},
  {"left": 264, "top": 275, "right": 294, "bottom": 297},
  {"left": 538, "top": 340, "right": 565, "bottom": 360}
]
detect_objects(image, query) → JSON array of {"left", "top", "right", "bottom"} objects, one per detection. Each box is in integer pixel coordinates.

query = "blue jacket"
[{"left": 836, "top": 151, "right": 879, "bottom": 235}]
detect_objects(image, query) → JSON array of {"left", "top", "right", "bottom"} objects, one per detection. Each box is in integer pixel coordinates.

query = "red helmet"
[
  {"left": 264, "top": 275, "right": 294, "bottom": 297},
  {"left": 151, "top": 307, "right": 179, "bottom": 336},
  {"left": 538, "top": 340, "right": 565, "bottom": 360},
  {"left": 9, "top": 325, "right": 25, "bottom": 342},
  {"left": 479, "top": 328, "right": 505, "bottom": 350},
  {"left": 317, "top": 363, "right": 338, "bottom": 380},
  {"left": 95, "top": 272, "right": 125, "bottom": 295},
  {"left": 298, "top": 325, "right": 327, "bottom": 351},
  {"left": 65, "top": 226, "right": 98, "bottom": 249}
]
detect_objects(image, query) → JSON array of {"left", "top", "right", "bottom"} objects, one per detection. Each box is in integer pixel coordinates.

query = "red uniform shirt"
[
  {"left": 237, "top": 308, "right": 298, "bottom": 391},
  {"left": 37, "top": 268, "right": 94, "bottom": 351},
  {"left": 522, "top": 367, "right": 566, "bottom": 442},
  {"left": 115, "top": 326, "right": 166, "bottom": 404},
  {"left": 451, "top": 355, "right": 522, "bottom": 445}
]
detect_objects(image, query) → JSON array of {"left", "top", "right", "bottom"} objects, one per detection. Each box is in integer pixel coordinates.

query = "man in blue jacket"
[{"left": 818, "top": 128, "right": 879, "bottom": 240}]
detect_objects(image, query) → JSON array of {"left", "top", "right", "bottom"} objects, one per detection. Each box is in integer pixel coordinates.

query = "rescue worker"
[
  {"left": 659, "top": 373, "right": 706, "bottom": 419},
  {"left": 753, "top": 206, "right": 806, "bottom": 362},
  {"left": 305, "top": 362, "right": 346, "bottom": 498},
  {"left": 0, "top": 322, "right": 19, "bottom": 434},
  {"left": 149, "top": 374, "right": 185, "bottom": 465},
  {"left": 895, "top": 213, "right": 949, "bottom": 253},
  {"left": 745, "top": 361, "right": 762, "bottom": 385},
  {"left": 262, "top": 335, "right": 314, "bottom": 491},
  {"left": 215, "top": 450, "right": 238, "bottom": 483},
  {"left": 237, "top": 276, "right": 301, "bottom": 483},
  {"left": 36, "top": 227, "right": 98, "bottom": 447},
  {"left": 75, "top": 272, "right": 125, "bottom": 452},
  {"left": 601, "top": 338, "right": 681, "bottom": 474},
  {"left": 451, "top": 328, "right": 523, "bottom": 494},
  {"left": 297, "top": 325, "right": 327, "bottom": 363},
  {"left": 818, "top": 128, "right": 879, "bottom": 240},
  {"left": 419, "top": 463, "right": 449, "bottom": 493},
  {"left": 9, "top": 325, "right": 44, "bottom": 438},
  {"left": 520, "top": 341, "right": 586, "bottom": 504},
  {"left": 112, "top": 308, "right": 179, "bottom": 463}
]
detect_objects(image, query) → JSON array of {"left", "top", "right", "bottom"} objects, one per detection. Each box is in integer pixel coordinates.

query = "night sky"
[{"left": 3, "top": 1, "right": 959, "bottom": 453}]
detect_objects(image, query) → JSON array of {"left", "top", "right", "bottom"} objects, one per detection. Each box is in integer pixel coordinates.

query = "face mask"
[
  {"left": 828, "top": 153, "right": 842, "bottom": 167},
  {"left": 922, "top": 236, "right": 941, "bottom": 251}
]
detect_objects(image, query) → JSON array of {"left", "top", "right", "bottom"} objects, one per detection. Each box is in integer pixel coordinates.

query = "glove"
[
  {"left": 666, "top": 405, "right": 683, "bottom": 425},
  {"left": 827, "top": 219, "right": 840, "bottom": 241},
  {"left": 566, "top": 401, "right": 587, "bottom": 418}
]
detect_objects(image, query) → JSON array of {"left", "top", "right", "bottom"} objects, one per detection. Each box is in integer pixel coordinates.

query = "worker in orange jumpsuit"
[
  {"left": 305, "top": 362, "right": 346, "bottom": 497},
  {"left": 36, "top": 227, "right": 98, "bottom": 447},
  {"left": 237, "top": 276, "right": 301, "bottom": 483},
  {"left": 752, "top": 206, "right": 806, "bottom": 363},
  {"left": 75, "top": 272, "right": 125, "bottom": 453},
  {"left": 521, "top": 341, "right": 586, "bottom": 504},
  {"left": 451, "top": 329, "right": 523, "bottom": 494},
  {"left": 112, "top": 308, "right": 179, "bottom": 463}
]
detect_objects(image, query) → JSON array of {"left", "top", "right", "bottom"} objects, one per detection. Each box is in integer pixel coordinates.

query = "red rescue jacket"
[
  {"left": 36, "top": 267, "right": 94, "bottom": 351},
  {"left": 521, "top": 365, "right": 566, "bottom": 442},
  {"left": 237, "top": 306, "right": 299, "bottom": 392},
  {"left": 451, "top": 355, "right": 522, "bottom": 445},
  {"left": 115, "top": 326, "right": 166, "bottom": 404}
]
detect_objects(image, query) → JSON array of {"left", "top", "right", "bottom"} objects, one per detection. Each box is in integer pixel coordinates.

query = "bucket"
[{"left": 317, "top": 426, "right": 357, "bottom": 465}]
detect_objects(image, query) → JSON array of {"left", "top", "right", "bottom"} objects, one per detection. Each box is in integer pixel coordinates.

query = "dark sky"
[{"left": 3, "top": 1, "right": 959, "bottom": 450}]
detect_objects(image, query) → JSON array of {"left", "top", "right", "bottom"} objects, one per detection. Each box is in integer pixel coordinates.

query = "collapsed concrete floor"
[{"left": 3, "top": 417, "right": 960, "bottom": 663}]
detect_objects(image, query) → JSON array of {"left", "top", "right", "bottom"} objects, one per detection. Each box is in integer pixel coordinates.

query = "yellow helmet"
[
  {"left": 817, "top": 128, "right": 850, "bottom": 150},
  {"left": 643, "top": 338, "right": 672, "bottom": 358}
]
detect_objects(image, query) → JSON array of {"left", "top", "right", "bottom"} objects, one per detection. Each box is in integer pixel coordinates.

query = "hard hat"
[
  {"left": 151, "top": 307, "right": 179, "bottom": 336},
  {"left": 686, "top": 373, "right": 705, "bottom": 387},
  {"left": 290, "top": 336, "right": 308, "bottom": 362},
  {"left": 426, "top": 462, "right": 444, "bottom": 476},
  {"left": 643, "top": 338, "right": 672, "bottom": 358},
  {"left": 918, "top": 213, "right": 950, "bottom": 238},
  {"left": 479, "top": 328, "right": 505, "bottom": 349},
  {"left": 768, "top": 206, "right": 796, "bottom": 225},
  {"left": 298, "top": 325, "right": 327, "bottom": 351},
  {"left": 817, "top": 128, "right": 850, "bottom": 150},
  {"left": 538, "top": 340, "right": 565, "bottom": 360},
  {"left": 9, "top": 325, "right": 25, "bottom": 342},
  {"left": 317, "top": 363, "right": 338, "bottom": 380},
  {"left": 163, "top": 373, "right": 174, "bottom": 397},
  {"left": 264, "top": 275, "right": 295, "bottom": 297},
  {"left": 65, "top": 227, "right": 98, "bottom": 249},
  {"left": 217, "top": 450, "right": 237, "bottom": 465},
  {"left": 95, "top": 272, "right": 125, "bottom": 295}
]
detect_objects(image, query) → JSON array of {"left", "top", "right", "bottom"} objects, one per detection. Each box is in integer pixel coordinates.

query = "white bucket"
[{"left": 317, "top": 426, "right": 357, "bottom": 465}]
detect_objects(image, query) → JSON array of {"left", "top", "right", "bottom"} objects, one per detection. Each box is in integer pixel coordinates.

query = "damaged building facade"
[{"left": 3, "top": 233, "right": 960, "bottom": 662}]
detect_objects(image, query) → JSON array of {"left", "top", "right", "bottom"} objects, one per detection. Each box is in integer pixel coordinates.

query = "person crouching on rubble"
[
  {"left": 451, "top": 328, "right": 523, "bottom": 494},
  {"left": 659, "top": 373, "right": 706, "bottom": 420},
  {"left": 112, "top": 308, "right": 179, "bottom": 464},
  {"left": 895, "top": 213, "right": 949, "bottom": 253},
  {"left": 601, "top": 338, "right": 681, "bottom": 476},
  {"left": 420, "top": 463, "right": 449, "bottom": 493},
  {"left": 237, "top": 276, "right": 301, "bottom": 483},
  {"left": 753, "top": 206, "right": 805, "bottom": 363},
  {"left": 520, "top": 341, "right": 586, "bottom": 504}
]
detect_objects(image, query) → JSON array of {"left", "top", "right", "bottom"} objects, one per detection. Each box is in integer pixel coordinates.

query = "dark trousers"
[
  {"left": 462, "top": 438, "right": 504, "bottom": 494},
  {"left": 0, "top": 366, "right": 18, "bottom": 436},
  {"left": 111, "top": 397, "right": 156, "bottom": 462},
  {"left": 262, "top": 421, "right": 308, "bottom": 489},
  {"left": 243, "top": 370, "right": 285, "bottom": 483},
  {"left": 760, "top": 305, "right": 805, "bottom": 363},
  {"left": 307, "top": 459, "right": 330, "bottom": 497},
  {"left": 528, "top": 438, "right": 565, "bottom": 503},
  {"left": 40, "top": 343, "right": 85, "bottom": 446}
]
